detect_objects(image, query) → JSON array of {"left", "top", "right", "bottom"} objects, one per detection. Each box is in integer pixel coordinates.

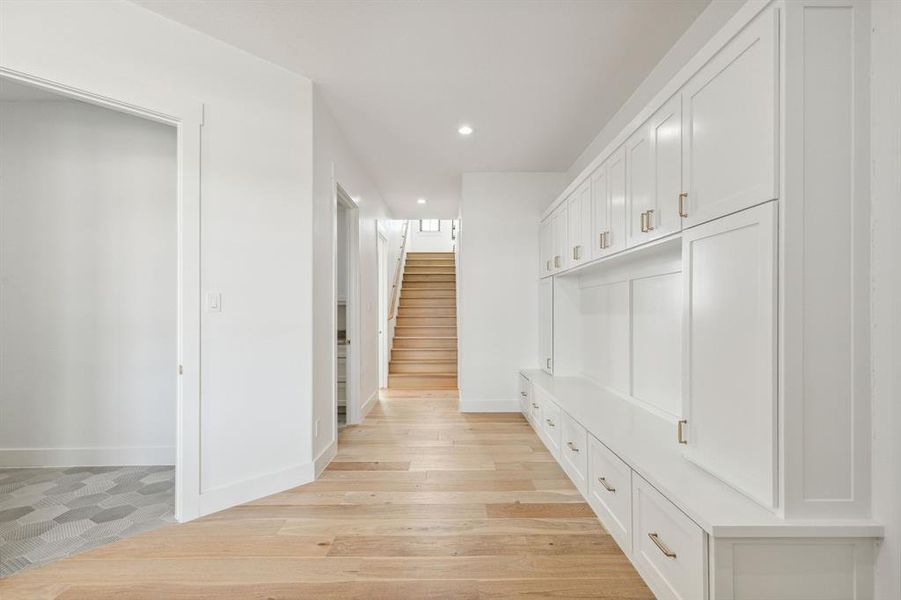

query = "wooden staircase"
[{"left": 388, "top": 252, "right": 458, "bottom": 389}]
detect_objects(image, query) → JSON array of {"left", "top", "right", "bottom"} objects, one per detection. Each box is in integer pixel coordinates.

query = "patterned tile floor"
[{"left": 0, "top": 465, "right": 174, "bottom": 578}]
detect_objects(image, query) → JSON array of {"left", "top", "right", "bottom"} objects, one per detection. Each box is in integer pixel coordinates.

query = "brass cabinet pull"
[
  {"left": 545, "top": 418, "right": 555, "bottom": 427},
  {"left": 546, "top": 259, "right": 552, "bottom": 272},
  {"left": 567, "top": 441, "right": 580, "bottom": 453},
  {"left": 604, "top": 231, "right": 611, "bottom": 249},
  {"left": 546, "top": 358, "right": 552, "bottom": 370},
  {"left": 573, "top": 245, "right": 582, "bottom": 261},
  {"left": 678, "top": 192, "right": 688, "bottom": 218},
  {"left": 640, "top": 211, "right": 648, "bottom": 233},
  {"left": 554, "top": 255, "right": 561, "bottom": 268},
  {"left": 520, "top": 391, "right": 527, "bottom": 397},
  {"left": 532, "top": 402, "right": 539, "bottom": 409},
  {"left": 599, "top": 232, "right": 605, "bottom": 249},
  {"left": 597, "top": 477, "right": 616, "bottom": 493},
  {"left": 646, "top": 209, "right": 655, "bottom": 231},
  {"left": 648, "top": 533, "right": 677, "bottom": 559},
  {"left": 677, "top": 419, "right": 688, "bottom": 444}
]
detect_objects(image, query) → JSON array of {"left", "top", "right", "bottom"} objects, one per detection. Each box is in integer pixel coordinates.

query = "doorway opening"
[
  {"left": 0, "top": 76, "right": 183, "bottom": 576},
  {"left": 335, "top": 185, "right": 360, "bottom": 431}
]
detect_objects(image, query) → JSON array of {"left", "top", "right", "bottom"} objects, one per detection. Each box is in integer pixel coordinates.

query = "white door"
[
  {"left": 649, "top": 94, "right": 683, "bottom": 239},
  {"left": 681, "top": 201, "right": 777, "bottom": 508},
  {"left": 625, "top": 123, "right": 653, "bottom": 249},
  {"left": 377, "top": 231, "right": 388, "bottom": 389},
  {"left": 681, "top": 9, "right": 778, "bottom": 227},
  {"left": 539, "top": 278, "right": 554, "bottom": 374},
  {"left": 567, "top": 180, "right": 591, "bottom": 266}
]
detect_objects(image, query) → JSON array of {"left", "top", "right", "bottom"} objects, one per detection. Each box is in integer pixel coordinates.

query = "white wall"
[
  {"left": 0, "top": 0, "right": 315, "bottom": 515},
  {"left": 313, "top": 87, "right": 393, "bottom": 465},
  {"left": 458, "top": 173, "right": 565, "bottom": 412},
  {"left": 871, "top": 1, "right": 901, "bottom": 597},
  {"left": 408, "top": 219, "right": 455, "bottom": 252},
  {"left": 0, "top": 98, "right": 176, "bottom": 467},
  {"left": 566, "top": 0, "right": 744, "bottom": 187}
]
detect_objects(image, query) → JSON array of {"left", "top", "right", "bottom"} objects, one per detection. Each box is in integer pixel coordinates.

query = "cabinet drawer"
[
  {"left": 560, "top": 412, "right": 588, "bottom": 493},
  {"left": 588, "top": 436, "right": 633, "bottom": 554},
  {"left": 632, "top": 476, "right": 707, "bottom": 600},
  {"left": 528, "top": 390, "right": 542, "bottom": 425},
  {"left": 540, "top": 399, "right": 562, "bottom": 458},
  {"left": 518, "top": 375, "right": 531, "bottom": 418}
]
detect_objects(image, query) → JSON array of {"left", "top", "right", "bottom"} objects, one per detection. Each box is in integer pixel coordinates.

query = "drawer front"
[
  {"left": 632, "top": 476, "right": 707, "bottom": 600},
  {"left": 528, "top": 390, "right": 542, "bottom": 425},
  {"left": 588, "top": 436, "right": 633, "bottom": 554},
  {"left": 518, "top": 376, "right": 531, "bottom": 418},
  {"left": 540, "top": 399, "right": 562, "bottom": 458},
  {"left": 560, "top": 413, "right": 588, "bottom": 493}
]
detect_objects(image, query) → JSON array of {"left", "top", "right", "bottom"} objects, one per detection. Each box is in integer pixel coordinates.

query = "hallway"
[{"left": 0, "top": 391, "right": 651, "bottom": 599}]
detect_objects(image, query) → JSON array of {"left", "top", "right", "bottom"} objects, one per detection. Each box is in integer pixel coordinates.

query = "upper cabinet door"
[
  {"left": 681, "top": 10, "right": 778, "bottom": 228},
  {"left": 606, "top": 146, "right": 627, "bottom": 255},
  {"left": 567, "top": 180, "right": 591, "bottom": 266},
  {"left": 650, "top": 94, "right": 683, "bottom": 239},
  {"left": 552, "top": 204, "right": 568, "bottom": 273},
  {"left": 625, "top": 125, "right": 653, "bottom": 249},
  {"left": 590, "top": 164, "right": 609, "bottom": 261},
  {"left": 681, "top": 201, "right": 777, "bottom": 509},
  {"left": 539, "top": 217, "right": 553, "bottom": 278}
]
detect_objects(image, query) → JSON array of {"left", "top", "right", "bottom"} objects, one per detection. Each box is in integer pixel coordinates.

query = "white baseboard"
[
  {"left": 0, "top": 446, "right": 176, "bottom": 468},
  {"left": 314, "top": 440, "right": 337, "bottom": 478},
  {"left": 458, "top": 398, "right": 520, "bottom": 413},
  {"left": 361, "top": 390, "right": 378, "bottom": 419},
  {"left": 197, "top": 461, "right": 314, "bottom": 517}
]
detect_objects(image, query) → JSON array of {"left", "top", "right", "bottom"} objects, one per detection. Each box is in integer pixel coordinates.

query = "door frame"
[
  {"left": 0, "top": 67, "right": 203, "bottom": 522},
  {"left": 334, "top": 183, "right": 361, "bottom": 429},
  {"left": 377, "top": 226, "right": 389, "bottom": 389}
]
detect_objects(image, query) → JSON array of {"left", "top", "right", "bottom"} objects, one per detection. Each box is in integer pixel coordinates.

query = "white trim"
[
  {"left": 197, "top": 462, "right": 314, "bottom": 516},
  {"left": 362, "top": 390, "right": 378, "bottom": 419},
  {"left": 0, "top": 447, "right": 176, "bottom": 468},
  {"left": 314, "top": 441, "right": 338, "bottom": 478},
  {"left": 0, "top": 67, "right": 203, "bottom": 523},
  {"left": 459, "top": 398, "right": 521, "bottom": 413}
]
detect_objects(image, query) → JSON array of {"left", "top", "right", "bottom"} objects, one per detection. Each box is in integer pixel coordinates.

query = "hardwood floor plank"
[
  {"left": 276, "top": 517, "right": 608, "bottom": 537},
  {"left": 327, "top": 533, "right": 619, "bottom": 557},
  {"left": 326, "top": 461, "right": 411, "bottom": 471}
]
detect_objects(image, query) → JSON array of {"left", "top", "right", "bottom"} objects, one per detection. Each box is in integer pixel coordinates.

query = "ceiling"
[{"left": 135, "top": 0, "right": 709, "bottom": 217}]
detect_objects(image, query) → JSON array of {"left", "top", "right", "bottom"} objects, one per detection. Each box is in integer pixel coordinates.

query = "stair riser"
[
  {"left": 404, "top": 274, "right": 456, "bottom": 283},
  {"left": 404, "top": 266, "right": 456, "bottom": 274},
  {"left": 396, "top": 317, "right": 457, "bottom": 328},
  {"left": 388, "top": 375, "right": 458, "bottom": 389},
  {"left": 389, "top": 362, "right": 458, "bottom": 374},
  {"left": 406, "top": 252, "right": 454, "bottom": 258},
  {"left": 391, "top": 349, "right": 457, "bottom": 361},
  {"left": 393, "top": 337, "right": 457, "bottom": 349},
  {"left": 401, "top": 289, "right": 455, "bottom": 298},
  {"left": 397, "top": 307, "right": 456, "bottom": 318},
  {"left": 395, "top": 326, "right": 457, "bottom": 337}
]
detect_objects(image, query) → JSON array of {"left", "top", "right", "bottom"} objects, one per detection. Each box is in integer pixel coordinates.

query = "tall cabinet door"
[
  {"left": 551, "top": 205, "right": 568, "bottom": 273},
  {"left": 625, "top": 125, "right": 652, "bottom": 249},
  {"left": 590, "top": 164, "right": 609, "bottom": 261},
  {"left": 681, "top": 201, "right": 777, "bottom": 509},
  {"left": 681, "top": 9, "right": 778, "bottom": 227},
  {"left": 591, "top": 145, "right": 627, "bottom": 259},
  {"left": 539, "top": 277, "right": 554, "bottom": 374},
  {"left": 649, "top": 94, "right": 683, "bottom": 239},
  {"left": 567, "top": 180, "right": 591, "bottom": 267}
]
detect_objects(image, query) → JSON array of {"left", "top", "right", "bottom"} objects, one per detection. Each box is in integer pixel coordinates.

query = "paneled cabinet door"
[
  {"left": 681, "top": 8, "right": 778, "bottom": 228},
  {"left": 539, "top": 277, "right": 554, "bottom": 374},
  {"left": 539, "top": 217, "right": 553, "bottom": 278},
  {"left": 551, "top": 205, "right": 568, "bottom": 273},
  {"left": 591, "top": 146, "right": 627, "bottom": 260},
  {"left": 627, "top": 96, "right": 683, "bottom": 248},
  {"left": 567, "top": 180, "right": 591, "bottom": 266},
  {"left": 681, "top": 201, "right": 777, "bottom": 509}
]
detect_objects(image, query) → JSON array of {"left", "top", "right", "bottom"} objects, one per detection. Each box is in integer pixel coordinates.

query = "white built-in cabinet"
[
  {"left": 681, "top": 201, "right": 777, "bottom": 509},
  {"left": 567, "top": 180, "right": 591, "bottom": 266},
  {"left": 538, "top": 277, "right": 553, "bottom": 374},
  {"left": 530, "top": 1, "right": 877, "bottom": 597},
  {"left": 681, "top": 9, "right": 778, "bottom": 228}
]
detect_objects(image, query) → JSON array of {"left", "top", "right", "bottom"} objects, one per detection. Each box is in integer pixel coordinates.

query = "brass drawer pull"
[
  {"left": 520, "top": 391, "right": 527, "bottom": 397},
  {"left": 531, "top": 402, "right": 539, "bottom": 409},
  {"left": 648, "top": 533, "right": 677, "bottom": 559},
  {"left": 678, "top": 192, "right": 688, "bottom": 218},
  {"left": 567, "top": 441, "right": 580, "bottom": 453},
  {"left": 597, "top": 477, "right": 615, "bottom": 493},
  {"left": 545, "top": 418, "right": 555, "bottom": 427}
]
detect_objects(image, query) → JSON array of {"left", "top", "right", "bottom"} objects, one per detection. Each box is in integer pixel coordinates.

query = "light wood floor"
[{"left": 0, "top": 391, "right": 653, "bottom": 599}]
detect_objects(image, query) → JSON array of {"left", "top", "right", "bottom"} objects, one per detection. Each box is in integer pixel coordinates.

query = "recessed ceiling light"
[
  {"left": 417, "top": 198, "right": 427, "bottom": 205},
  {"left": 458, "top": 124, "right": 474, "bottom": 136}
]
